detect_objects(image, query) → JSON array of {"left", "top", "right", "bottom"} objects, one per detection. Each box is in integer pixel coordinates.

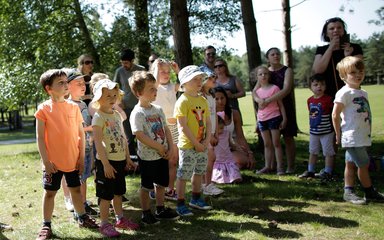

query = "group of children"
[
  {"left": 35, "top": 60, "right": 243, "bottom": 239},
  {"left": 252, "top": 56, "right": 384, "bottom": 205}
]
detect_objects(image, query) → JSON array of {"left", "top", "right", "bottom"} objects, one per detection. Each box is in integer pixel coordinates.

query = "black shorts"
[
  {"left": 95, "top": 159, "right": 127, "bottom": 201},
  {"left": 43, "top": 170, "right": 80, "bottom": 191},
  {"left": 139, "top": 158, "right": 169, "bottom": 190}
]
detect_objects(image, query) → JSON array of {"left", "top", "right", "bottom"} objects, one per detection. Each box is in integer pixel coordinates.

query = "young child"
[
  {"left": 129, "top": 71, "right": 179, "bottom": 224},
  {"left": 91, "top": 79, "right": 139, "bottom": 237},
  {"left": 67, "top": 69, "right": 98, "bottom": 216},
  {"left": 212, "top": 112, "right": 242, "bottom": 184},
  {"left": 332, "top": 56, "right": 384, "bottom": 204},
  {"left": 200, "top": 67, "right": 224, "bottom": 196},
  {"left": 150, "top": 59, "right": 180, "bottom": 200},
  {"left": 35, "top": 69, "right": 98, "bottom": 240},
  {"left": 299, "top": 74, "right": 335, "bottom": 181},
  {"left": 252, "top": 66, "right": 286, "bottom": 175},
  {"left": 174, "top": 65, "right": 212, "bottom": 216}
]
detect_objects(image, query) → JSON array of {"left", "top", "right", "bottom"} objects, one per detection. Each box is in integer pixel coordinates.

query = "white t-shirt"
[
  {"left": 92, "top": 110, "right": 126, "bottom": 161},
  {"left": 130, "top": 104, "right": 168, "bottom": 160},
  {"left": 152, "top": 83, "right": 177, "bottom": 120},
  {"left": 334, "top": 85, "right": 371, "bottom": 148}
]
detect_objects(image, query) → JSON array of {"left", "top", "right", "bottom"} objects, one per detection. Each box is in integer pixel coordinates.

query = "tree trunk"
[
  {"left": 170, "top": 0, "right": 193, "bottom": 68},
  {"left": 282, "top": 0, "right": 293, "bottom": 68},
  {"left": 240, "top": 0, "right": 261, "bottom": 125},
  {"left": 73, "top": 0, "right": 101, "bottom": 71},
  {"left": 134, "top": 0, "right": 151, "bottom": 68}
]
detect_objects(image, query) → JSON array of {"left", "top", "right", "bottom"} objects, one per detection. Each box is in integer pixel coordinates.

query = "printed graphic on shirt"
[
  {"left": 353, "top": 96, "right": 371, "bottom": 126},
  {"left": 104, "top": 119, "right": 125, "bottom": 154},
  {"left": 309, "top": 103, "right": 322, "bottom": 128},
  {"left": 191, "top": 106, "right": 206, "bottom": 142},
  {"left": 147, "top": 115, "right": 166, "bottom": 144}
]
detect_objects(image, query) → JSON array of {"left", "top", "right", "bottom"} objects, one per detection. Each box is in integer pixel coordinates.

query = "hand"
[
  {"left": 195, "top": 142, "right": 206, "bottom": 152},
  {"left": 279, "top": 119, "right": 287, "bottom": 130},
  {"left": 170, "top": 61, "right": 180, "bottom": 74},
  {"left": 43, "top": 161, "right": 57, "bottom": 175},
  {"left": 157, "top": 145, "right": 167, "bottom": 158},
  {"left": 77, "top": 160, "right": 84, "bottom": 176},
  {"left": 247, "top": 152, "right": 256, "bottom": 170},
  {"left": 335, "top": 134, "right": 341, "bottom": 145},
  {"left": 103, "top": 162, "right": 117, "bottom": 179},
  {"left": 329, "top": 37, "right": 340, "bottom": 51},
  {"left": 258, "top": 99, "right": 268, "bottom": 109},
  {"left": 125, "top": 159, "right": 138, "bottom": 172},
  {"left": 210, "top": 135, "right": 218, "bottom": 146}
]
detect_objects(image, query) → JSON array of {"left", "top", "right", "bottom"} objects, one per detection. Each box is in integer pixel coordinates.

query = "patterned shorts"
[{"left": 177, "top": 148, "right": 208, "bottom": 180}]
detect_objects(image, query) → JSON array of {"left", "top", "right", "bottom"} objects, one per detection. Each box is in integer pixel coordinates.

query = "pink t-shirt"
[
  {"left": 35, "top": 99, "right": 83, "bottom": 172},
  {"left": 255, "top": 85, "right": 281, "bottom": 121}
]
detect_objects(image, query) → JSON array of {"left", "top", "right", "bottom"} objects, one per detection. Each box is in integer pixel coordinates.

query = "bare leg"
[
  {"left": 140, "top": 188, "right": 151, "bottom": 211},
  {"left": 357, "top": 165, "right": 372, "bottom": 188},
  {"left": 176, "top": 178, "right": 187, "bottom": 200},
  {"left": 284, "top": 136, "right": 296, "bottom": 172},
  {"left": 271, "top": 129, "right": 284, "bottom": 173},
  {"left": 191, "top": 174, "right": 202, "bottom": 193},
  {"left": 168, "top": 144, "right": 178, "bottom": 190},
  {"left": 112, "top": 195, "right": 123, "bottom": 216},
  {"left": 155, "top": 185, "right": 165, "bottom": 207},
  {"left": 42, "top": 190, "right": 57, "bottom": 221},
  {"left": 205, "top": 147, "right": 215, "bottom": 184},
  {"left": 99, "top": 199, "right": 111, "bottom": 223},
  {"left": 260, "top": 130, "right": 273, "bottom": 171},
  {"left": 68, "top": 186, "right": 85, "bottom": 215},
  {"left": 344, "top": 161, "right": 357, "bottom": 187}
]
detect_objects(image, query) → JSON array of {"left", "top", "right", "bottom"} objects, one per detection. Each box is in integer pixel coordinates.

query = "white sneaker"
[
  {"left": 203, "top": 183, "right": 224, "bottom": 196},
  {"left": 64, "top": 197, "right": 74, "bottom": 212}
]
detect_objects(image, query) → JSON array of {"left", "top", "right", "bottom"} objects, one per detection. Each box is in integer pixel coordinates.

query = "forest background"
[{"left": 0, "top": 0, "right": 383, "bottom": 113}]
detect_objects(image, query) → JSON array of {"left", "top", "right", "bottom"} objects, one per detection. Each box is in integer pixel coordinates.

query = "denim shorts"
[
  {"left": 345, "top": 147, "right": 369, "bottom": 168},
  {"left": 80, "top": 150, "right": 92, "bottom": 182},
  {"left": 257, "top": 115, "right": 282, "bottom": 132}
]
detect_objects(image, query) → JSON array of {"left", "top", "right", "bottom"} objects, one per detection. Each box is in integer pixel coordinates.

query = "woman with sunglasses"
[
  {"left": 214, "top": 58, "right": 245, "bottom": 120},
  {"left": 312, "top": 17, "right": 363, "bottom": 98},
  {"left": 77, "top": 54, "right": 95, "bottom": 105}
]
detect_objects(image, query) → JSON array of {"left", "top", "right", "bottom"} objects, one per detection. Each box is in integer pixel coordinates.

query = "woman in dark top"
[
  {"left": 312, "top": 17, "right": 363, "bottom": 98},
  {"left": 77, "top": 54, "right": 94, "bottom": 105},
  {"left": 214, "top": 58, "right": 246, "bottom": 114},
  {"left": 253, "top": 48, "right": 297, "bottom": 173}
]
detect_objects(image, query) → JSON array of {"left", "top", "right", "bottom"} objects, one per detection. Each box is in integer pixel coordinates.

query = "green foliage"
[{"left": 292, "top": 46, "right": 316, "bottom": 88}]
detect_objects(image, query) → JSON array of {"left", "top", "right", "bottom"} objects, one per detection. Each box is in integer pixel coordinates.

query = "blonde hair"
[
  {"left": 149, "top": 58, "right": 171, "bottom": 82},
  {"left": 128, "top": 71, "right": 156, "bottom": 97},
  {"left": 336, "top": 56, "right": 365, "bottom": 80},
  {"left": 90, "top": 73, "right": 110, "bottom": 92}
]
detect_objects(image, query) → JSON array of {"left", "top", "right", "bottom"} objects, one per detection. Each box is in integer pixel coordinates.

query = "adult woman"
[
  {"left": 214, "top": 58, "right": 245, "bottom": 116},
  {"left": 312, "top": 17, "right": 363, "bottom": 98},
  {"left": 254, "top": 48, "right": 297, "bottom": 173},
  {"left": 77, "top": 54, "right": 94, "bottom": 105},
  {"left": 215, "top": 87, "right": 255, "bottom": 170}
]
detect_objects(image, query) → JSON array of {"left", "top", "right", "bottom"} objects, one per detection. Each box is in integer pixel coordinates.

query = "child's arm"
[
  {"left": 121, "top": 130, "right": 136, "bottom": 170},
  {"left": 178, "top": 116, "right": 205, "bottom": 152},
  {"left": 202, "top": 115, "right": 212, "bottom": 148},
  {"left": 163, "top": 125, "right": 174, "bottom": 160},
  {"left": 36, "top": 119, "right": 57, "bottom": 174},
  {"left": 264, "top": 68, "right": 293, "bottom": 103},
  {"left": 135, "top": 131, "right": 167, "bottom": 157},
  {"left": 277, "top": 99, "right": 287, "bottom": 129},
  {"left": 332, "top": 102, "right": 344, "bottom": 145},
  {"left": 77, "top": 123, "right": 85, "bottom": 175},
  {"left": 93, "top": 125, "right": 117, "bottom": 179}
]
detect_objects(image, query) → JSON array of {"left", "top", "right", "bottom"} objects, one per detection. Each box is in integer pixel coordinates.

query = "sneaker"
[
  {"left": 365, "top": 190, "right": 384, "bottom": 203},
  {"left": 165, "top": 189, "right": 178, "bottom": 201},
  {"left": 149, "top": 190, "right": 156, "bottom": 200},
  {"left": 189, "top": 198, "right": 212, "bottom": 210},
  {"left": 1, "top": 223, "right": 12, "bottom": 232},
  {"left": 99, "top": 223, "right": 120, "bottom": 238},
  {"left": 256, "top": 167, "right": 270, "bottom": 174},
  {"left": 155, "top": 207, "right": 180, "bottom": 220},
  {"left": 78, "top": 214, "right": 99, "bottom": 228},
  {"left": 115, "top": 217, "right": 140, "bottom": 230},
  {"left": 141, "top": 212, "right": 160, "bottom": 225},
  {"left": 85, "top": 200, "right": 94, "bottom": 206},
  {"left": 64, "top": 197, "right": 74, "bottom": 212},
  {"left": 176, "top": 204, "right": 193, "bottom": 216},
  {"left": 85, "top": 203, "right": 98, "bottom": 216},
  {"left": 343, "top": 191, "right": 366, "bottom": 205},
  {"left": 319, "top": 172, "right": 334, "bottom": 183},
  {"left": 298, "top": 171, "right": 315, "bottom": 179},
  {"left": 36, "top": 226, "right": 52, "bottom": 240},
  {"left": 203, "top": 183, "right": 224, "bottom": 196}
]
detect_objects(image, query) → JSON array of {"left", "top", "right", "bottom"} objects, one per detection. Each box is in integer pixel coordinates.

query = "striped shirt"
[{"left": 307, "top": 95, "right": 333, "bottom": 135}]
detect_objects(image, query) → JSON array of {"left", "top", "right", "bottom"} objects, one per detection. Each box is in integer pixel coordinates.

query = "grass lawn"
[{"left": 1, "top": 85, "right": 384, "bottom": 240}]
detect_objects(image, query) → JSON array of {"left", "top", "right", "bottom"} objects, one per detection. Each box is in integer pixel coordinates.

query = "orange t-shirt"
[{"left": 35, "top": 99, "right": 83, "bottom": 172}]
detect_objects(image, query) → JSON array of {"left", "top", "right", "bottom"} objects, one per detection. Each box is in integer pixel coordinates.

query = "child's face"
[
  {"left": 68, "top": 78, "right": 86, "bottom": 98},
  {"left": 257, "top": 68, "right": 270, "bottom": 85},
  {"left": 98, "top": 88, "right": 119, "bottom": 109},
  {"left": 184, "top": 76, "right": 203, "bottom": 93},
  {"left": 46, "top": 75, "right": 69, "bottom": 97},
  {"left": 215, "top": 92, "right": 227, "bottom": 110},
  {"left": 139, "top": 80, "right": 157, "bottom": 103},
  {"left": 158, "top": 64, "right": 171, "bottom": 85},
  {"left": 344, "top": 67, "right": 365, "bottom": 89},
  {"left": 310, "top": 80, "right": 326, "bottom": 97},
  {"left": 203, "top": 76, "right": 216, "bottom": 89}
]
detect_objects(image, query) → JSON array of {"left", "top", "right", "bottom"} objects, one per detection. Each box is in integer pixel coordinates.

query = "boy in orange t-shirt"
[{"left": 34, "top": 69, "right": 98, "bottom": 240}]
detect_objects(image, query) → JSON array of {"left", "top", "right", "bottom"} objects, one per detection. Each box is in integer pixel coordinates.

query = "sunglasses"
[
  {"left": 214, "top": 64, "right": 225, "bottom": 69},
  {"left": 207, "top": 52, "right": 216, "bottom": 57},
  {"left": 83, "top": 60, "right": 94, "bottom": 65}
]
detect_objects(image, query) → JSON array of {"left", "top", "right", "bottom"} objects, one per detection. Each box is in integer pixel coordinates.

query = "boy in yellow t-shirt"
[{"left": 174, "top": 65, "right": 212, "bottom": 216}]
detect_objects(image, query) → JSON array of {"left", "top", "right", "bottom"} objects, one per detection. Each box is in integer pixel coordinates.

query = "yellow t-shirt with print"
[{"left": 174, "top": 93, "right": 210, "bottom": 149}]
